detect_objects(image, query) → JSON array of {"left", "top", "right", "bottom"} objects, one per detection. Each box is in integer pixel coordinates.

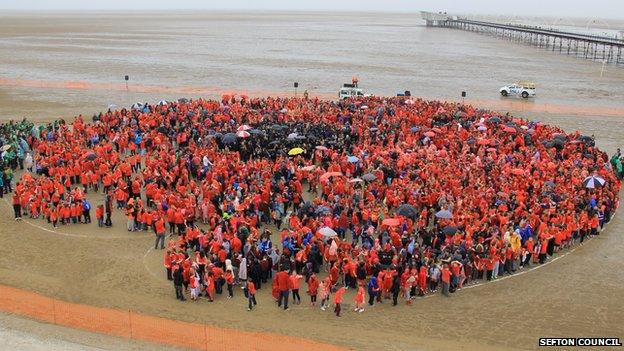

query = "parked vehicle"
[{"left": 500, "top": 81, "right": 536, "bottom": 98}]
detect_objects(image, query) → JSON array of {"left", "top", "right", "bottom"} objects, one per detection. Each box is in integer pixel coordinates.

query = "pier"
[{"left": 421, "top": 12, "right": 624, "bottom": 65}]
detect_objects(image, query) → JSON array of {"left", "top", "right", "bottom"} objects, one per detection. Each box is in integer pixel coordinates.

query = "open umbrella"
[
  {"left": 287, "top": 133, "right": 298, "bottom": 140},
  {"left": 249, "top": 129, "right": 263, "bottom": 135},
  {"left": 583, "top": 175, "right": 605, "bottom": 189},
  {"left": 410, "top": 126, "right": 420, "bottom": 132},
  {"left": 396, "top": 204, "right": 417, "bottom": 218},
  {"left": 157, "top": 100, "right": 168, "bottom": 106},
  {"left": 0, "top": 144, "right": 12, "bottom": 152},
  {"left": 288, "top": 147, "right": 304, "bottom": 156},
  {"left": 178, "top": 98, "right": 189, "bottom": 103},
  {"left": 504, "top": 126, "right": 516, "bottom": 134},
  {"left": 477, "top": 125, "right": 487, "bottom": 132},
  {"left": 222, "top": 133, "right": 237, "bottom": 144},
  {"left": 320, "top": 171, "right": 343, "bottom": 182},
  {"left": 362, "top": 173, "right": 376, "bottom": 182},
  {"left": 477, "top": 138, "right": 490, "bottom": 145},
  {"left": 236, "top": 130, "right": 250, "bottom": 138},
  {"left": 301, "top": 165, "right": 317, "bottom": 171},
  {"left": 488, "top": 116, "right": 502, "bottom": 123},
  {"left": 435, "top": 209, "right": 453, "bottom": 219},
  {"left": 347, "top": 155, "right": 360, "bottom": 163},
  {"left": 442, "top": 226, "right": 458, "bottom": 235},
  {"left": 237, "top": 124, "right": 252, "bottom": 132},
  {"left": 349, "top": 178, "right": 363, "bottom": 183},
  {"left": 424, "top": 131, "right": 435, "bottom": 138},
  {"left": 315, "top": 206, "right": 332, "bottom": 215},
  {"left": 318, "top": 227, "right": 337, "bottom": 237},
  {"left": 315, "top": 145, "right": 328, "bottom": 151},
  {"left": 84, "top": 152, "right": 97, "bottom": 160},
  {"left": 382, "top": 218, "right": 401, "bottom": 227}
]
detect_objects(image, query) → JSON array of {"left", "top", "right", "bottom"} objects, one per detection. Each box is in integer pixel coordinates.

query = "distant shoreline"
[{"left": 0, "top": 10, "right": 621, "bottom": 23}]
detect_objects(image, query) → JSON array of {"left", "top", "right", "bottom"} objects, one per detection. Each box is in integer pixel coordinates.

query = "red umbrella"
[
  {"left": 477, "top": 138, "right": 490, "bottom": 145},
  {"left": 504, "top": 127, "right": 516, "bottom": 134},
  {"left": 382, "top": 218, "right": 401, "bottom": 226},
  {"left": 236, "top": 130, "right": 250, "bottom": 138},
  {"left": 511, "top": 168, "right": 525, "bottom": 175},
  {"left": 486, "top": 147, "right": 497, "bottom": 153},
  {"left": 424, "top": 131, "right": 435, "bottom": 138},
  {"left": 315, "top": 145, "right": 328, "bottom": 151}
]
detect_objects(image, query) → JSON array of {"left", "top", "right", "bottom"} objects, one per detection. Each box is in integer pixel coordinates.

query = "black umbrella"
[
  {"left": 488, "top": 116, "right": 502, "bottom": 123},
  {"left": 222, "top": 133, "right": 237, "bottom": 144},
  {"left": 579, "top": 135, "right": 593, "bottom": 142},
  {"left": 249, "top": 129, "right": 264, "bottom": 135},
  {"left": 442, "top": 226, "right": 458, "bottom": 235},
  {"left": 315, "top": 206, "right": 332, "bottom": 215},
  {"left": 542, "top": 140, "right": 554, "bottom": 148},
  {"left": 396, "top": 204, "right": 417, "bottom": 219},
  {"left": 362, "top": 173, "right": 376, "bottom": 182},
  {"left": 157, "top": 126, "right": 168, "bottom": 134},
  {"left": 178, "top": 98, "right": 189, "bottom": 103}
]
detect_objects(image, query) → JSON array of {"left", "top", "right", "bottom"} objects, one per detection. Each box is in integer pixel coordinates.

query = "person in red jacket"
[
  {"left": 441, "top": 264, "right": 451, "bottom": 297},
  {"left": 154, "top": 217, "right": 166, "bottom": 250},
  {"left": 290, "top": 271, "right": 303, "bottom": 305},
  {"left": 12, "top": 191, "right": 22, "bottom": 220},
  {"left": 246, "top": 280, "right": 257, "bottom": 311},
  {"left": 224, "top": 269, "right": 235, "bottom": 298},
  {"left": 275, "top": 269, "right": 291, "bottom": 310},
  {"left": 307, "top": 273, "right": 319, "bottom": 306},
  {"left": 333, "top": 286, "right": 346, "bottom": 317}
]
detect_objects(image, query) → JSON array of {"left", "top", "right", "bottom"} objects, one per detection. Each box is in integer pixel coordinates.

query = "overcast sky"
[{"left": 1, "top": 0, "right": 623, "bottom": 19}]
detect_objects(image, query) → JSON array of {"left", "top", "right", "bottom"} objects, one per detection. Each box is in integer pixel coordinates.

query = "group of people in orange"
[{"left": 3, "top": 94, "right": 619, "bottom": 316}]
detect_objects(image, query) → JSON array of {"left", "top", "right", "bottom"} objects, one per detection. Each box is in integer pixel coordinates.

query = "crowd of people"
[{"left": 1, "top": 95, "right": 620, "bottom": 316}]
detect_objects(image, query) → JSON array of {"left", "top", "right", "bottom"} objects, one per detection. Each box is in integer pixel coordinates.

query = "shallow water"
[{"left": 0, "top": 11, "right": 622, "bottom": 128}]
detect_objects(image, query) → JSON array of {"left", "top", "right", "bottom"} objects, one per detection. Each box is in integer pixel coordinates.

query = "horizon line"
[{"left": 0, "top": 9, "right": 622, "bottom": 21}]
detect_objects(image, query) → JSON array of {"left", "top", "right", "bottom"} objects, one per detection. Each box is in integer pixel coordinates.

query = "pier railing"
[{"left": 420, "top": 12, "right": 624, "bottom": 65}]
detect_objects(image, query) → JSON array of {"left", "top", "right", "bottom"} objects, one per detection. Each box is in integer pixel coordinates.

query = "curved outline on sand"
[
  {"left": 2, "top": 198, "right": 151, "bottom": 240},
  {"left": 141, "top": 211, "right": 616, "bottom": 303}
]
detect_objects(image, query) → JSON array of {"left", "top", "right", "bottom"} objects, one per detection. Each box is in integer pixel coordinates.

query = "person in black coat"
[
  {"left": 173, "top": 265, "right": 186, "bottom": 301},
  {"left": 391, "top": 275, "right": 401, "bottom": 306}
]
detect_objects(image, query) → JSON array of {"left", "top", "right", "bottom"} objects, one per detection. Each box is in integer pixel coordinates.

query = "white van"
[{"left": 338, "top": 83, "right": 367, "bottom": 99}]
